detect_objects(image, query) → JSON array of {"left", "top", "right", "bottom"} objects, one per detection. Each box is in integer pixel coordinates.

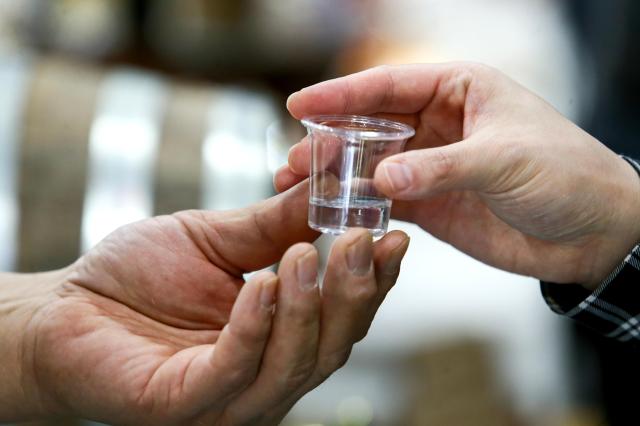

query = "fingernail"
[
  {"left": 296, "top": 250, "right": 318, "bottom": 291},
  {"left": 260, "top": 277, "right": 278, "bottom": 310},
  {"left": 383, "top": 162, "right": 412, "bottom": 192},
  {"left": 347, "top": 233, "right": 373, "bottom": 276},
  {"left": 384, "top": 237, "right": 410, "bottom": 275}
]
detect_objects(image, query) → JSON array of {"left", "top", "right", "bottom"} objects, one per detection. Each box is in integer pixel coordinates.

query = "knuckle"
[
  {"left": 171, "top": 209, "right": 196, "bottom": 221},
  {"left": 279, "top": 357, "right": 317, "bottom": 390},
  {"left": 226, "top": 322, "right": 266, "bottom": 353},
  {"left": 372, "top": 63, "right": 395, "bottom": 80},
  {"left": 251, "top": 207, "right": 277, "bottom": 248},
  {"left": 224, "top": 366, "right": 255, "bottom": 390},
  {"left": 371, "top": 64, "right": 396, "bottom": 109},
  {"left": 423, "top": 149, "right": 456, "bottom": 184},
  {"left": 462, "top": 61, "right": 497, "bottom": 79},
  {"left": 280, "top": 300, "right": 319, "bottom": 325},
  {"left": 289, "top": 242, "right": 316, "bottom": 256},
  {"left": 316, "top": 349, "right": 351, "bottom": 381},
  {"left": 466, "top": 61, "right": 489, "bottom": 73},
  {"left": 354, "top": 325, "right": 372, "bottom": 343},
  {"left": 373, "top": 63, "right": 392, "bottom": 72},
  {"left": 347, "top": 282, "right": 378, "bottom": 305}
]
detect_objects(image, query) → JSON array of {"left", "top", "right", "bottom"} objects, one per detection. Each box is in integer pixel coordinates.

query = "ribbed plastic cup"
[{"left": 301, "top": 115, "right": 415, "bottom": 237}]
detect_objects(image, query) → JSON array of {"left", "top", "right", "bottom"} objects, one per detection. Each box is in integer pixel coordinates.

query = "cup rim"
[{"left": 301, "top": 114, "right": 415, "bottom": 141}]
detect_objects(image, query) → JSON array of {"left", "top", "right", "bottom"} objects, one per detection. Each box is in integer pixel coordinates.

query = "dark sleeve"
[{"left": 540, "top": 156, "right": 640, "bottom": 342}]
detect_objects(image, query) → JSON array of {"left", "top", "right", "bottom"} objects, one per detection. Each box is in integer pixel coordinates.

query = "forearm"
[
  {"left": 541, "top": 156, "right": 640, "bottom": 342},
  {"left": 0, "top": 270, "right": 64, "bottom": 421}
]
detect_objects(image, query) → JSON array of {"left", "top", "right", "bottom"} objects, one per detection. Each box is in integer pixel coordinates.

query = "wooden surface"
[{"left": 18, "top": 57, "right": 103, "bottom": 272}]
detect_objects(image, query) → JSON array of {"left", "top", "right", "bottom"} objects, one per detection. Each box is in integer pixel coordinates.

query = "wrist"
[
  {"left": 580, "top": 156, "right": 640, "bottom": 291},
  {"left": 0, "top": 268, "right": 69, "bottom": 421}
]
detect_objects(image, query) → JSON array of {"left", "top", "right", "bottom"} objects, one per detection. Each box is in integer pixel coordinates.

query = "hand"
[
  {"left": 2, "top": 181, "right": 409, "bottom": 425},
  {"left": 276, "top": 63, "right": 640, "bottom": 289}
]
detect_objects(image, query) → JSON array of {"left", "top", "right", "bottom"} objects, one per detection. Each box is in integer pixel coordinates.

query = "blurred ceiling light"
[
  {"left": 82, "top": 69, "right": 167, "bottom": 252},
  {"left": 202, "top": 88, "right": 277, "bottom": 210}
]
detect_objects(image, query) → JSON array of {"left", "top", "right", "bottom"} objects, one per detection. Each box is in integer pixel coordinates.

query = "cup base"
[
  {"left": 308, "top": 196, "right": 390, "bottom": 237},
  {"left": 308, "top": 222, "right": 387, "bottom": 237}
]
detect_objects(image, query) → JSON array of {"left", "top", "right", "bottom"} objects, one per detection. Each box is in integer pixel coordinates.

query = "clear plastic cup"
[{"left": 301, "top": 115, "right": 415, "bottom": 237}]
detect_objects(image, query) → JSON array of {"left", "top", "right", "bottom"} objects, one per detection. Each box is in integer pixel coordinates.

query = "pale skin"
[
  {"left": 276, "top": 63, "right": 640, "bottom": 290},
  {"left": 0, "top": 181, "right": 410, "bottom": 425}
]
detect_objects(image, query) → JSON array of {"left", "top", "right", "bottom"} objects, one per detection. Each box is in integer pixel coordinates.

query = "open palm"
[{"left": 27, "top": 182, "right": 409, "bottom": 425}]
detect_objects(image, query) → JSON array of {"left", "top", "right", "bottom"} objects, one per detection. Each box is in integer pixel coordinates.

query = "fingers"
[
  {"left": 313, "top": 230, "right": 409, "bottom": 377},
  {"left": 282, "top": 63, "right": 495, "bottom": 200},
  {"left": 280, "top": 132, "right": 495, "bottom": 202},
  {"left": 305, "top": 229, "right": 375, "bottom": 386},
  {"left": 256, "top": 229, "right": 411, "bottom": 424},
  {"left": 273, "top": 164, "right": 306, "bottom": 193},
  {"left": 373, "top": 135, "right": 505, "bottom": 199},
  {"left": 288, "top": 138, "right": 312, "bottom": 175},
  {"left": 178, "top": 271, "right": 278, "bottom": 414},
  {"left": 286, "top": 63, "right": 471, "bottom": 118},
  {"left": 219, "top": 231, "right": 409, "bottom": 424},
  {"left": 273, "top": 138, "right": 312, "bottom": 194},
  {"left": 200, "top": 180, "right": 319, "bottom": 273},
  {"left": 320, "top": 229, "right": 376, "bottom": 349},
  {"left": 372, "top": 230, "right": 411, "bottom": 300},
  {"left": 273, "top": 135, "right": 341, "bottom": 194},
  {"left": 224, "top": 243, "right": 321, "bottom": 423}
]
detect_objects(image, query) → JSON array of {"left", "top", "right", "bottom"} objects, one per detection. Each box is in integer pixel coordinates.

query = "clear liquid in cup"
[{"left": 308, "top": 196, "right": 391, "bottom": 237}]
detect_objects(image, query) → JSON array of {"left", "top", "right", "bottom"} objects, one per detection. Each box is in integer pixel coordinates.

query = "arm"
[
  {"left": 0, "top": 271, "right": 63, "bottom": 420},
  {"left": 277, "top": 63, "right": 640, "bottom": 289},
  {"left": 0, "top": 181, "right": 410, "bottom": 425},
  {"left": 276, "top": 63, "right": 640, "bottom": 340},
  {"left": 540, "top": 156, "right": 640, "bottom": 342}
]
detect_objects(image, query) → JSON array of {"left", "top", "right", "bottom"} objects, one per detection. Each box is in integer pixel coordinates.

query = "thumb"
[
  {"left": 374, "top": 137, "right": 500, "bottom": 199},
  {"left": 201, "top": 179, "right": 319, "bottom": 273}
]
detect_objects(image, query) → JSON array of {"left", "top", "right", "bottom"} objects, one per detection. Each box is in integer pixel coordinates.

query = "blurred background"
[{"left": 1, "top": 0, "right": 638, "bottom": 425}]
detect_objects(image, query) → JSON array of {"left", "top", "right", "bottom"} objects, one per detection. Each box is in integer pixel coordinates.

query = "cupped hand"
[
  {"left": 276, "top": 63, "right": 640, "bottom": 288},
  {"left": 20, "top": 181, "right": 409, "bottom": 425}
]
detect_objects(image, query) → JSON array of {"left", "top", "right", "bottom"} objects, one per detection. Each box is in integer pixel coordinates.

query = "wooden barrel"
[
  {"left": 18, "top": 56, "right": 102, "bottom": 272},
  {"left": 3, "top": 54, "right": 281, "bottom": 270}
]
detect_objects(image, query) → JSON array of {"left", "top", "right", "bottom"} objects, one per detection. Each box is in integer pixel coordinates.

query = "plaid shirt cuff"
[
  {"left": 541, "top": 244, "right": 640, "bottom": 342},
  {"left": 540, "top": 155, "right": 640, "bottom": 342}
]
